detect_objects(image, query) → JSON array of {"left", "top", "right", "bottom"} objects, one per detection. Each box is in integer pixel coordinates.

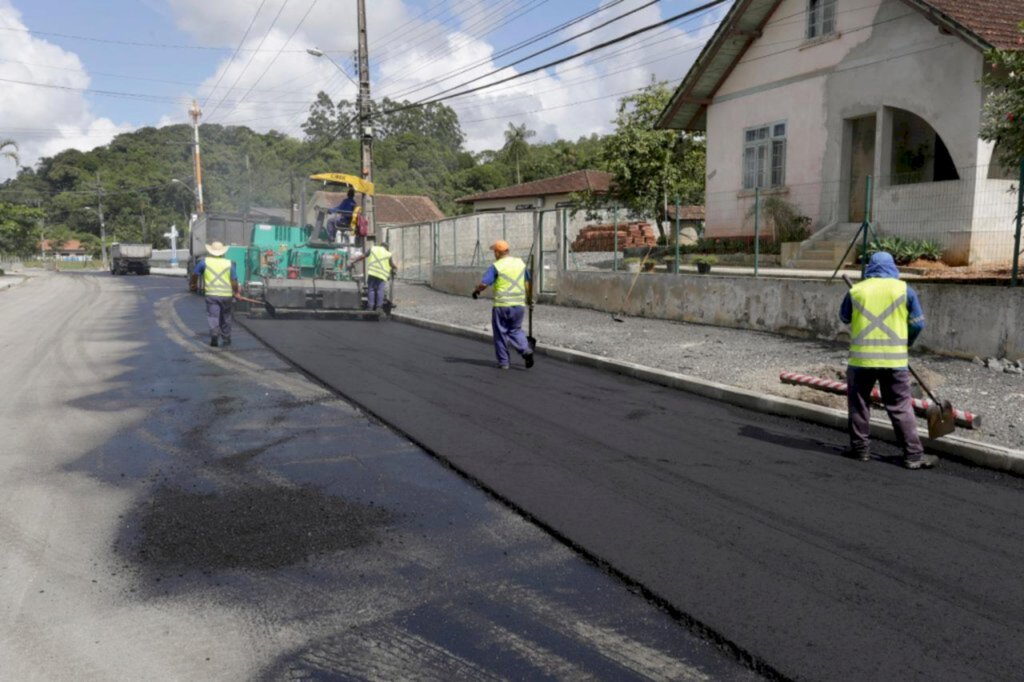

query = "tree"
[
  {"left": 594, "top": 83, "right": 705, "bottom": 238},
  {"left": 981, "top": 25, "right": 1024, "bottom": 172},
  {"left": 1, "top": 139, "right": 18, "bottom": 167},
  {"left": 502, "top": 122, "right": 536, "bottom": 184},
  {"left": 0, "top": 203, "right": 42, "bottom": 256}
]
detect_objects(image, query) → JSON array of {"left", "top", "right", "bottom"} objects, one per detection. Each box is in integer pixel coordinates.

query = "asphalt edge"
[{"left": 391, "top": 312, "right": 1024, "bottom": 476}]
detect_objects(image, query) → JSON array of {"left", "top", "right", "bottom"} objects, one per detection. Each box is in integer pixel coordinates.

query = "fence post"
[
  {"left": 452, "top": 219, "right": 457, "bottom": 267},
  {"left": 502, "top": 213, "right": 507, "bottom": 242},
  {"left": 1014, "top": 158, "right": 1023, "bottom": 287},
  {"left": 474, "top": 216, "right": 480, "bottom": 266},
  {"left": 674, "top": 196, "right": 681, "bottom": 274},
  {"left": 754, "top": 187, "right": 761, "bottom": 277},
  {"left": 861, "top": 175, "right": 873, "bottom": 278},
  {"left": 537, "top": 211, "right": 544, "bottom": 294},
  {"left": 613, "top": 204, "right": 619, "bottom": 272}
]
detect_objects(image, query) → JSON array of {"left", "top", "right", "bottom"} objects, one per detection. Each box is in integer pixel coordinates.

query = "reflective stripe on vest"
[
  {"left": 367, "top": 246, "right": 392, "bottom": 281},
  {"left": 492, "top": 256, "right": 526, "bottom": 307},
  {"left": 204, "top": 257, "right": 233, "bottom": 298},
  {"left": 848, "top": 278, "right": 909, "bottom": 368}
]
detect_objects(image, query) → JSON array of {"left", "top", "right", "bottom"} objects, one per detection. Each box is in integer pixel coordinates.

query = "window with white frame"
[
  {"left": 806, "top": 0, "right": 836, "bottom": 39},
  {"left": 742, "top": 122, "right": 787, "bottom": 190}
]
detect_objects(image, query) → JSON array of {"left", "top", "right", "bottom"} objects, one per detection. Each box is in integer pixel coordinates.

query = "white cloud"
[{"left": 0, "top": 0, "right": 132, "bottom": 180}]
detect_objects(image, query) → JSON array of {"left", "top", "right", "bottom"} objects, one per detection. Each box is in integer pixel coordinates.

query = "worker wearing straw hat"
[
  {"left": 472, "top": 240, "right": 534, "bottom": 370},
  {"left": 190, "top": 241, "right": 238, "bottom": 347}
]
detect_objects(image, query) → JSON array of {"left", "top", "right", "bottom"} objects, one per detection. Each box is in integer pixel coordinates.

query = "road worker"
[
  {"left": 326, "top": 188, "right": 358, "bottom": 242},
  {"left": 348, "top": 239, "right": 397, "bottom": 311},
  {"left": 189, "top": 241, "right": 239, "bottom": 347},
  {"left": 472, "top": 240, "right": 535, "bottom": 370},
  {"left": 840, "top": 251, "right": 936, "bottom": 469}
]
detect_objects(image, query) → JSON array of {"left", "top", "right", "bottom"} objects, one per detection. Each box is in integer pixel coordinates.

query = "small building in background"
[
  {"left": 456, "top": 170, "right": 614, "bottom": 213},
  {"left": 40, "top": 239, "right": 91, "bottom": 262}
]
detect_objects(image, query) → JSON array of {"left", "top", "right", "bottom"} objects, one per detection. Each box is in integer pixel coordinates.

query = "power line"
[
  {"left": 381, "top": 0, "right": 627, "bottom": 101},
  {"left": 415, "top": 0, "right": 665, "bottom": 104},
  {"left": 214, "top": 0, "right": 321, "bottom": 124},
  {"left": 206, "top": 0, "right": 292, "bottom": 122},
  {"left": 202, "top": 0, "right": 268, "bottom": 109},
  {"left": 386, "top": 0, "right": 729, "bottom": 114}
]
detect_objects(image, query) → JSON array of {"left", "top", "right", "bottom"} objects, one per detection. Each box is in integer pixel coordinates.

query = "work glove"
[{"left": 471, "top": 290, "right": 479, "bottom": 300}]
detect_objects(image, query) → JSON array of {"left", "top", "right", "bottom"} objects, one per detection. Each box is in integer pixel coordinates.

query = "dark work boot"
[
  {"left": 903, "top": 454, "right": 939, "bottom": 470},
  {"left": 209, "top": 335, "right": 219, "bottom": 347},
  {"left": 524, "top": 353, "right": 534, "bottom": 369},
  {"left": 221, "top": 336, "right": 232, "bottom": 347},
  {"left": 840, "top": 447, "right": 870, "bottom": 462}
]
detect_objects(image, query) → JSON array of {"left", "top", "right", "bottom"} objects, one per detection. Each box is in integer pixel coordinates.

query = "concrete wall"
[
  {"left": 555, "top": 270, "right": 1024, "bottom": 360},
  {"left": 432, "top": 266, "right": 493, "bottom": 299}
]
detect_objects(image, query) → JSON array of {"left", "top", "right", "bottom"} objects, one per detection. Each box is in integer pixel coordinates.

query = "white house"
[{"left": 657, "top": 0, "right": 1024, "bottom": 265}]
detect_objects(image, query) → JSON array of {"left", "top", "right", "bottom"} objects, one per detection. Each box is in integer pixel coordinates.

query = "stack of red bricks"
[{"left": 571, "top": 222, "right": 657, "bottom": 252}]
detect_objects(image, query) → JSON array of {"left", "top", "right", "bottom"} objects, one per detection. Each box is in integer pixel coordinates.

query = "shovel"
[
  {"left": 612, "top": 246, "right": 652, "bottom": 323},
  {"left": 527, "top": 254, "right": 536, "bottom": 350},
  {"left": 382, "top": 276, "right": 396, "bottom": 316},
  {"left": 841, "top": 275, "right": 955, "bottom": 438},
  {"left": 236, "top": 294, "right": 276, "bottom": 317}
]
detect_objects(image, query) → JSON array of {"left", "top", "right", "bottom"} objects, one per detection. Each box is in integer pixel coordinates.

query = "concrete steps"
[{"left": 784, "top": 222, "right": 865, "bottom": 269}]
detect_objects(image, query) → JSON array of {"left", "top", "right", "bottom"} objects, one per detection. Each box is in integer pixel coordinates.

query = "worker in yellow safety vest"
[
  {"left": 839, "top": 251, "right": 936, "bottom": 469},
  {"left": 349, "top": 239, "right": 397, "bottom": 311},
  {"left": 189, "top": 241, "right": 239, "bottom": 347},
  {"left": 472, "top": 240, "right": 535, "bottom": 370}
]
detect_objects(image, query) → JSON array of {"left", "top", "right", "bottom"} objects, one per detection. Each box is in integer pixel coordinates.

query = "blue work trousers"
[
  {"left": 492, "top": 306, "right": 531, "bottom": 367},
  {"left": 206, "top": 296, "right": 234, "bottom": 339},
  {"left": 366, "top": 276, "right": 388, "bottom": 310}
]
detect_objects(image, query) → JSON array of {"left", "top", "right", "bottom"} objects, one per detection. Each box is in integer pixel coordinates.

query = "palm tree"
[
  {"left": 1, "top": 139, "right": 19, "bottom": 167},
  {"left": 502, "top": 122, "right": 535, "bottom": 184}
]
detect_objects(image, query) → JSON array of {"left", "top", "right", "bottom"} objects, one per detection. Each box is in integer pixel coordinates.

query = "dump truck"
[{"left": 109, "top": 243, "right": 152, "bottom": 275}]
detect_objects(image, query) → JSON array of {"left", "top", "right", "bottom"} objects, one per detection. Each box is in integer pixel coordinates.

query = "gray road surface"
[
  {"left": 245, "top": 310, "right": 1024, "bottom": 682},
  {"left": 0, "top": 272, "right": 757, "bottom": 681}
]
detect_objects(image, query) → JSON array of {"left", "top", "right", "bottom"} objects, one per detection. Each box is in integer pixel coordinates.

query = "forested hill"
[
  {"left": 0, "top": 84, "right": 704, "bottom": 256},
  {"left": 0, "top": 96, "right": 607, "bottom": 253}
]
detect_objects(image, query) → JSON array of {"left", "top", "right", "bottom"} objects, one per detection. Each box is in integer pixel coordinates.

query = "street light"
[
  {"left": 82, "top": 206, "right": 108, "bottom": 270},
  {"left": 306, "top": 46, "right": 359, "bottom": 88},
  {"left": 171, "top": 178, "right": 196, "bottom": 196}
]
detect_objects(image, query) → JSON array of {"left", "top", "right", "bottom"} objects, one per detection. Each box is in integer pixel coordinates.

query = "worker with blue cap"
[{"left": 840, "top": 251, "right": 936, "bottom": 469}]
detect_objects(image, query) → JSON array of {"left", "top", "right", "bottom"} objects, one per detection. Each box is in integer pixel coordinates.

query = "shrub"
[
  {"left": 748, "top": 195, "right": 812, "bottom": 242},
  {"left": 863, "top": 237, "right": 944, "bottom": 265}
]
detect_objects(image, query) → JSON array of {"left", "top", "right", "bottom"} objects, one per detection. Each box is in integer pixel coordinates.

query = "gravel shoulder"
[{"left": 395, "top": 282, "right": 1024, "bottom": 453}]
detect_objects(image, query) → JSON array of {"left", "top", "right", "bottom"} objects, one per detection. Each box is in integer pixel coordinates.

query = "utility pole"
[
  {"left": 96, "top": 172, "right": 108, "bottom": 270},
  {"left": 189, "top": 100, "right": 206, "bottom": 214},
  {"left": 357, "top": 0, "right": 375, "bottom": 237}
]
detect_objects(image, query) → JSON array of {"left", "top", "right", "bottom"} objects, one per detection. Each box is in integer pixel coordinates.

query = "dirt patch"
[{"left": 128, "top": 484, "right": 395, "bottom": 571}]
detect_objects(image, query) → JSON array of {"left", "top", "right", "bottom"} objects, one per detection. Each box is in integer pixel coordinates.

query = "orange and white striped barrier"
[{"left": 779, "top": 371, "right": 981, "bottom": 430}]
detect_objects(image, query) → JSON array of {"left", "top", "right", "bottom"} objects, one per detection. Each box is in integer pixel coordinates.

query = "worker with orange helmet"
[{"left": 472, "top": 240, "right": 535, "bottom": 370}]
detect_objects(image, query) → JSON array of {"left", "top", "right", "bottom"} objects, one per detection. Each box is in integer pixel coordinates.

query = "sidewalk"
[
  {"left": 0, "top": 275, "right": 25, "bottom": 291},
  {"left": 394, "top": 281, "right": 1024, "bottom": 462}
]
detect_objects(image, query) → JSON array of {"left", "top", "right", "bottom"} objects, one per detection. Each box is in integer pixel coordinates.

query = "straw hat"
[{"left": 206, "top": 241, "right": 229, "bottom": 257}]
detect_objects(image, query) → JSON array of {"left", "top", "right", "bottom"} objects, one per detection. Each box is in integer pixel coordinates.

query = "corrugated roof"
[
  {"left": 455, "top": 170, "right": 613, "bottom": 204},
  {"left": 657, "top": 0, "right": 1024, "bottom": 132}
]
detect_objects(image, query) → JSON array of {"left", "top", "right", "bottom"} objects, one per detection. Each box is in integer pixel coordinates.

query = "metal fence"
[
  {"left": 703, "top": 163, "right": 1020, "bottom": 268},
  {"left": 384, "top": 208, "right": 626, "bottom": 293}
]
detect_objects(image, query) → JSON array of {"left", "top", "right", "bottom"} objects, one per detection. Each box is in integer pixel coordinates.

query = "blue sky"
[{"left": 0, "top": 0, "right": 723, "bottom": 178}]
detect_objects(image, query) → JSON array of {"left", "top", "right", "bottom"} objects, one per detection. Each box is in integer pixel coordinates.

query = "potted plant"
[{"left": 694, "top": 254, "right": 717, "bottom": 274}]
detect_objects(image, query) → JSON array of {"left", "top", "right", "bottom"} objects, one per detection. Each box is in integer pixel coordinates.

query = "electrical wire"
[
  {"left": 380, "top": 0, "right": 627, "bottom": 101},
  {"left": 201, "top": 0, "right": 268, "bottom": 109}
]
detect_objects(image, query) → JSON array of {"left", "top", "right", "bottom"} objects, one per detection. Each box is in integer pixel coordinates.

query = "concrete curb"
[
  {"left": 0, "top": 276, "right": 27, "bottom": 292},
  {"left": 392, "top": 312, "right": 1024, "bottom": 476},
  {"left": 150, "top": 267, "right": 188, "bottom": 277}
]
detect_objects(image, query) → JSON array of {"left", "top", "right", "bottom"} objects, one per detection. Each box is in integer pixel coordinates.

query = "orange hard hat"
[{"left": 491, "top": 240, "right": 510, "bottom": 253}]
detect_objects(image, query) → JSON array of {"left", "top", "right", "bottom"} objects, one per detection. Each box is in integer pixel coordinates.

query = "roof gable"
[{"left": 657, "top": 0, "right": 1024, "bottom": 131}]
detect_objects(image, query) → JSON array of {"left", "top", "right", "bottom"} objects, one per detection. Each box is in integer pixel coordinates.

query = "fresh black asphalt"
[{"left": 245, "top": 315, "right": 1024, "bottom": 681}]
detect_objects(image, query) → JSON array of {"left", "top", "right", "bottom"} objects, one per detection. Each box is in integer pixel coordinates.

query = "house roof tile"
[
  {"left": 315, "top": 193, "right": 446, "bottom": 225},
  {"left": 922, "top": 0, "right": 1024, "bottom": 50},
  {"left": 455, "top": 170, "right": 613, "bottom": 204}
]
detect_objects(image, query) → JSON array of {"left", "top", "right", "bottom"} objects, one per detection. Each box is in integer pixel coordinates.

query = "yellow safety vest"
[
  {"left": 848, "top": 278, "right": 909, "bottom": 368},
  {"left": 366, "top": 245, "right": 392, "bottom": 281},
  {"left": 492, "top": 256, "right": 527, "bottom": 308},
  {"left": 203, "top": 256, "right": 233, "bottom": 298}
]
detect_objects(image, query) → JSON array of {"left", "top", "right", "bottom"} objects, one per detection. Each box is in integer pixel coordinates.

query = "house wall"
[{"left": 703, "top": 0, "right": 1000, "bottom": 261}]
